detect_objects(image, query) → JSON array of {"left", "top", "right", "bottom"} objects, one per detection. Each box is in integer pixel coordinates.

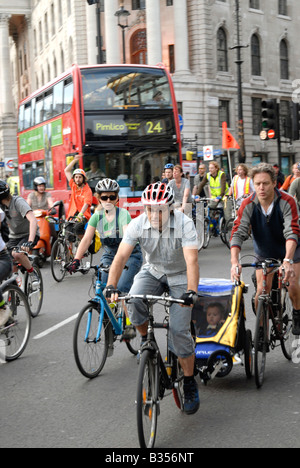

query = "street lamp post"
[
  {"left": 114, "top": 6, "right": 131, "bottom": 64},
  {"left": 230, "top": 0, "right": 248, "bottom": 163},
  {"left": 87, "top": 0, "right": 103, "bottom": 64}
]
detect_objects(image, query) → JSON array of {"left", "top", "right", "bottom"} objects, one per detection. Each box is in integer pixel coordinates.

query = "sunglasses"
[{"left": 100, "top": 195, "right": 118, "bottom": 201}]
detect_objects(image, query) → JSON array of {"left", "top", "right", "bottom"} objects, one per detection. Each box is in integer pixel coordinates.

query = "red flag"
[{"left": 222, "top": 122, "right": 240, "bottom": 150}]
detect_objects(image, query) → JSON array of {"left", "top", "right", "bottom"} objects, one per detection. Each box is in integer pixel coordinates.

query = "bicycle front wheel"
[
  {"left": 280, "top": 290, "right": 294, "bottom": 360},
  {"left": 73, "top": 303, "right": 110, "bottom": 379},
  {"left": 137, "top": 349, "right": 159, "bottom": 449},
  {"left": 0, "top": 284, "right": 31, "bottom": 361},
  {"left": 224, "top": 217, "right": 235, "bottom": 249},
  {"left": 254, "top": 300, "right": 268, "bottom": 389},
  {"left": 24, "top": 265, "right": 43, "bottom": 318},
  {"left": 202, "top": 217, "right": 210, "bottom": 249},
  {"left": 51, "top": 239, "right": 68, "bottom": 282}
]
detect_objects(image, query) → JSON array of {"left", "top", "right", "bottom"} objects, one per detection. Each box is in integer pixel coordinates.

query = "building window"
[
  {"left": 250, "top": 0, "right": 260, "bottom": 9},
  {"left": 169, "top": 45, "right": 175, "bottom": 73},
  {"left": 51, "top": 3, "right": 55, "bottom": 36},
  {"left": 44, "top": 13, "right": 49, "bottom": 44},
  {"left": 166, "top": 0, "right": 173, "bottom": 5},
  {"left": 252, "top": 97, "right": 261, "bottom": 135},
  {"left": 280, "top": 39, "right": 289, "bottom": 80},
  {"left": 130, "top": 29, "right": 147, "bottom": 64},
  {"left": 251, "top": 34, "right": 261, "bottom": 76},
  {"left": 217, "top": 28, "right": 228, "bottom": 72},
  {"left": 39, "top": 21, "right": 43, "bottom": 52},
  {"left": 278, "top": 0, "right": 287, "bottom": 16},
  {"left": 132, "top": 0, "right": 145, "bottom": 10},
  {"left": 219, "top": 100, "right": 230, "bottom": 128}
]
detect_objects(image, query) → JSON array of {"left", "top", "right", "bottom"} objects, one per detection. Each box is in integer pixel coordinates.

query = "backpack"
[{"left": 0, "top": 216, "right": 9, "bottom": 243}]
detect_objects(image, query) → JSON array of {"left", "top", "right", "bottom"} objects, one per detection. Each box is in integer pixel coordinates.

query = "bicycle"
[
  {"left": 50, "top": 217, "right": 92, "bottom": 282},
  {"left": 0, "top": 275, "right": 31, "bottom": 361},
  {"left": 195, "top": 198, "right": 227, "bottom": 249},
  {"left": 119, "top": 293, "right": 186, "bottom": 449},
  {"left": 241, "top": 258, "right": 294, "bottom": 389},
  {"left": 73, "top": 264, "right": 139, "bottom": 379},
  {"left": 13, "top": 248, "right": 43, "bottom": 318}
]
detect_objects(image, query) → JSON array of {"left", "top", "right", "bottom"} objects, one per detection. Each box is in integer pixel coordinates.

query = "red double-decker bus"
[{"left": 17, "top": 64, "right": 182, "bottom": 215}]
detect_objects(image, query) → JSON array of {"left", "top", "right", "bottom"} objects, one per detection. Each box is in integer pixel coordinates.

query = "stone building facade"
[{"left": 0, "top": 0, "right": 299, "bottom": 179}]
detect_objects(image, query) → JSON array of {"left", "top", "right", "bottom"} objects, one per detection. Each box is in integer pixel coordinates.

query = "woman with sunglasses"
[{"left": 68, "top": 178, "right": 143, "bottom": 307}]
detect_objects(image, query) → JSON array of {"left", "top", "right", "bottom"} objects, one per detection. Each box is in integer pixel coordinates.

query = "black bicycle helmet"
[
  {"left": 0, "top": 180, "right": 10, "bottom": 201},
  {"left": 95, "top": 178, "right": 120, "bottom": 194}
]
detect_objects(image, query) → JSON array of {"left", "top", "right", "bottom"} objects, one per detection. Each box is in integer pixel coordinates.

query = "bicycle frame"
[{"left": 86, "top": 270, "right": 123, "bottom": 342}]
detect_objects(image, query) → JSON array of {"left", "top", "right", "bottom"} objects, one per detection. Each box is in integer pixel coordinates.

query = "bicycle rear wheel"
[
  {"left": 137, "top": 349, "right": 159, "bottom": 449},
  {"left": 0, "top": 284, "right": 31, "bottom": 361},
  {"left": 73, "top": 303, "right": 110, "bottom": 379},
  {"left": 254, "top": 300, "right": 268, "bottom": 388},
  {"left": 24, "top": 265, "right": 43, "bottom": 317},
  {"left": 51, "top": 239, "right": 68, "bottom": 282},
  {"left": 280, "top": 289, "right": 293, "bottom": 360}
]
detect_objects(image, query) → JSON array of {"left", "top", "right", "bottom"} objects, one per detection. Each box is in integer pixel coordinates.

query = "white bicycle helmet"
[
  {"left": 34, "top": 176, "right": 46, "bottom": 190},
  {"left": 142, "top": 182, "right": 175, "bottom": 206},
  {"left": 95, "top": 178, "right": 120, "bottom": 194}
]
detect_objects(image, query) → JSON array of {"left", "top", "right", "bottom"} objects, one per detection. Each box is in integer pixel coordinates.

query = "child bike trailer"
[{"left": 192, "top": 278, "right": 253, "bottom": 384}]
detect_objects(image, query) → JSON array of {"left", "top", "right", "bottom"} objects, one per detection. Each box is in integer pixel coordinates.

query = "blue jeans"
[
  {"left": 101, "top": 246, "right": 143, "bottom": 293},
  {"left": 127, "top": 268, "right": 195, "bottom": 359}
]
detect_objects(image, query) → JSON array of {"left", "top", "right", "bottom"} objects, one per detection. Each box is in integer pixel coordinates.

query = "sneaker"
[
  {"left": 29, "top": 271, "right": 40, "bottom": 291},
  {"left": 122, "top": 325, "right": 137, "bottom": 341},
  {"left": 0, "top": 306, "right": 12, "bottom": 328},
  {"left": 183, "top": 378, "right": 200, "bottom": 415},
  {"left": 292, "top": 310, "right": 300, "bottom": 336}
]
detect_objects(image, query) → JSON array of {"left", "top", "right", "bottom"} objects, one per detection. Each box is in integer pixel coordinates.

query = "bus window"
[
  {"left": 53, "top": 81, "right": 64, "bottom": 116},
  {"left": 24, "top": 102, "right": 32, "bottom": 129},
  {"left": 22, "top": 160, "right": 46, "bottom": 189},
  {"left": 43, "top": 90, "right": 53, "bottom": 120},
  {"left": 18, "top": 104, "right": 24, "bottom": 132},
  {"left": 30, "top": 98, "right": 36, "bottom": 128},
  {"left": 63, "top": 77, "right": 73, "bottom": 112},
  {"left": 35, "top": 95, "right": 44, "bottom": 125}
]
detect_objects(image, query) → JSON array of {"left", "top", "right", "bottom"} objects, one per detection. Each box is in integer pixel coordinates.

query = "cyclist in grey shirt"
[
  {"left": 106, "top": 182, "right": 200, "bottom": 415},
  {"left": 0, "top": 180, "right": 40, "bottom": 287}
]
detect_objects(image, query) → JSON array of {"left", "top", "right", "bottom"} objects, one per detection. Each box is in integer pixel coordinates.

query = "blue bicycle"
[{"left": 73, "top": 264, "right": 139, "bottom": 379}]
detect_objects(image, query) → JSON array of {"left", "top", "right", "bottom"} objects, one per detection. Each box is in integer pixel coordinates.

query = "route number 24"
[{"left": 146, "top": 121, "right": 163, "bottom": 134}]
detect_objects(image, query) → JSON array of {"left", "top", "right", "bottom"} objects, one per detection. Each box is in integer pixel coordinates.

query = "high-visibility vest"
[
  {"left": 233, "top": 175, "right": 251, "bottom": 199},
  {"left": 207, "top": 171, "right": 228, "bottom": 197}
]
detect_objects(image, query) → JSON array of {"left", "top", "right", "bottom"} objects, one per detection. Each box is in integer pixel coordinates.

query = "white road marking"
[{"left": 33, "top": 314, "right": 78, "bottom": 340}]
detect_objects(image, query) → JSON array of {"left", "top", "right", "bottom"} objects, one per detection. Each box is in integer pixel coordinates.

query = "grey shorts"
[{"left": 127, "top": 267, "right": 195, "bottom": 359}]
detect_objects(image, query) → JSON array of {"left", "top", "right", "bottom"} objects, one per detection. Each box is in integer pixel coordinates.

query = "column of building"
[{"left": 0, "top": 14, "right": 18, "bottom": 176}]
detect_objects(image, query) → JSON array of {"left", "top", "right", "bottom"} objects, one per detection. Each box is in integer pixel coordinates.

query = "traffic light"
[{"left": 261, "top": 99, "right": 277, "bottom": 136}]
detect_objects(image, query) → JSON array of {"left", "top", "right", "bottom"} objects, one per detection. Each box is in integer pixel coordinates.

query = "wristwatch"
[{"left": 283, "top": 258, "right": 294, "bottom": 264}]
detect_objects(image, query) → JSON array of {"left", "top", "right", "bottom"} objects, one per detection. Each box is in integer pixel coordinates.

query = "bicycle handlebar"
[
  {"left": 240, "top": 259, "right": 282, "bottom": 269},
  {"left": 118, "top": 294, "right": 185, "bottom": 305}
]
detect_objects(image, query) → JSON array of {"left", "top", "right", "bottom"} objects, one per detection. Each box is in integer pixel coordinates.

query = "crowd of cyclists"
[{"left": 0, "top": 155, "right": 299, "bottom": 416}]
